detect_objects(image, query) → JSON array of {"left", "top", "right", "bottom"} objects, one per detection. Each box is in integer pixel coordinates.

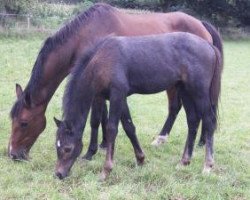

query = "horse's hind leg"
[
  {"left": 121, "top": 101, "right": 145, "bottom": 165},
  {"left": 99, "top": 101, "right": 108, "bottom": 149},
  {"left": 180, "top": 90, "right": 200, "bottom": 165},
  {"left": 82, "top": 97, "right": 105, "bottom": 160},
  {"left": 151, "top": 86, "right": 182, "bottom": 146}
]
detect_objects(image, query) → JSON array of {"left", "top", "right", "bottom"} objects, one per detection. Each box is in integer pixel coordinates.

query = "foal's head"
[{"left": 54, "top": 117, "right": 83, "bottom": 179}]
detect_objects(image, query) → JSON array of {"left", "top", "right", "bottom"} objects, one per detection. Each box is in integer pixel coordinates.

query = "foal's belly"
[{"left": 128, "top": 78, "right": 178, "bottom": 95}]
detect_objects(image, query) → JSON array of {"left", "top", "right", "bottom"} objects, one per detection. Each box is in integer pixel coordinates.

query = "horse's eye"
[
  {"left": 20, "top": 122, "right": 28, "bottom": 128},
  {"left": 64, "top": 147, "right": 72, "bottom": 153}
]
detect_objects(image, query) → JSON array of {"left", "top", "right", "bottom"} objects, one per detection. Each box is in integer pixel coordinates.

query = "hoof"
[
  {"left": 99, "top": 142, "right": 107, "bottom": 149},
  {"left": 202, "top": 166, "right": 212, "bottom": 174},
  {"left": 180, "top": 158, "right": 191, "bottom": 166},
  {"left": 99, "top": 171, "right": 107, "bottom": 182},
  {"left": 82, "top": 154, "right": 93, "bottom": 161},
  {"left": 99, "top": 168, "right": 111, "bottom": 182},
  {"left": 197, "top": 140, "right": 205, "bottom": 147},
  {"left": 202, "top": 163, "right": 213, "bottom": 174},
  {"left": 99, "top": 144, "right": 107, "bottom": 152},
  {"left": 136, "top": 153, "right": 145, "bottom": 166},
  {"left": 175, "top": 163, "right": 187, "bottom": 170},
  {"left": 151, "top": 135, "right": 168, "bottom": 147}
]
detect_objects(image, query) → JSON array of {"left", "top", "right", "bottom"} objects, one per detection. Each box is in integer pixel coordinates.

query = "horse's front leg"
[
  {"left": 100, "top": 89, "right": 125, "bottom": 181},
  {"left": 99, "top": 101, "right": 108, "bottom": 149},
  {"left": 152, "top": 86, "right": 182, "bottom": 146},
  {"left": 82, "top": 97, "right": 105, "bottom": 160}
]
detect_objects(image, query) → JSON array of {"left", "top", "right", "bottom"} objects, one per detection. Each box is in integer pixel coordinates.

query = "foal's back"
[{"left": 86, "top": 32, "right": 216, "bottom": 95}]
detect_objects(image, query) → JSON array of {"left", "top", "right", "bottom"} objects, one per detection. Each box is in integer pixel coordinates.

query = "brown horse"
[{"left": 9, "top": 3, "right": 222, "bottom": 160}]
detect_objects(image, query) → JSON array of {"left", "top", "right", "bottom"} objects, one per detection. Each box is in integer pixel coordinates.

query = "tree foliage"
[
  {"left": 1, "top": 0, "right": 249, "bottom": 26},
  {"left": 0, "top": 0, "right": 38, "bottom": 14}
]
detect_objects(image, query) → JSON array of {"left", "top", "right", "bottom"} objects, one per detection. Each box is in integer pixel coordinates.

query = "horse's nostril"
[{"left": 55, "top": 172, "right": 64, "bottom": 180}]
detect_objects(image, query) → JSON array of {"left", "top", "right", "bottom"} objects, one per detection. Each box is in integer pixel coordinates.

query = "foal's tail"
[
  {"left": 209, "top": 45, "right": 223, "bottom": 127},
  {"left": 202, "top": 21, "right": 224, "bottom": 70}
]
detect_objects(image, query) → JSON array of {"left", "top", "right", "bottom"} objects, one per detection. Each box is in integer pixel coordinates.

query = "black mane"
[
  {"left": 10, "top": 3, "right": 115, "bottom": 118},
  {"left": 25, "top": 3, "right": 114, "bottom": 96},
  {"left": 62, "top": 37, "right": 109, "bottom": 121}
]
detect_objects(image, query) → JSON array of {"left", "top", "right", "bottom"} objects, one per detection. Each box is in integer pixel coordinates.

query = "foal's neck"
[{"left": 63, "top": 81, "right": 95, "bottom": 134}]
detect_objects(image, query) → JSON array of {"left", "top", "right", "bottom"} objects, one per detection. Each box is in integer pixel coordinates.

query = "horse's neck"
[{"left": 29, "top": 24, "right": 111, "bottom": 106}]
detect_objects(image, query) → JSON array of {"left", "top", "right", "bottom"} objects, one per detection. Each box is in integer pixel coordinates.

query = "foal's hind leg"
[
  {"left": 82, "top": 97, "right": 105, "bottom": 160},
  {"left": 180, "top": 91, "right": 200, "bottom": 165},
  {"left": 198, "top": 124, "right": 206, "bottom": 147},
  {"left": 151, "top": 86, "right": 182, "bottom": 146},
  {"left": 121, "top": 101, "right": 145, "bottom": 165},
  {"left": 202, "top": 107, "right": 216, "bottom": 173},
  {"left": 194, "top": 95, "right": 216, "bottom": 173}
]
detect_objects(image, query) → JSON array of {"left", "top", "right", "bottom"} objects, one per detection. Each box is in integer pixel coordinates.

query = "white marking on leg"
[
  {"left": 151, "top": 135, "right": 168, "bottom": 146},
  {"left": 57, "top": 140, "right": 61, "bottom": 148},
  {"left": 9, "top": 145, "right": 12, "bottom": 152},
  {"left": 202, "top": 165, "right": 212, "bottom": 174}
]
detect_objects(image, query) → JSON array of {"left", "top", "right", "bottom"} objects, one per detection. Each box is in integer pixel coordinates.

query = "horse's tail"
[
  {"left": 209, "top": 45, "right": 223, "bottom": 127},
  {"left": 202, "top": 21, "right": 224, "bottom": 70}
]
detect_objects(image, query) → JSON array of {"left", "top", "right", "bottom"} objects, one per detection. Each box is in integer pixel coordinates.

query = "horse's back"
[{"left": 116, "top": 9, "right": 212, "bottom": 43}]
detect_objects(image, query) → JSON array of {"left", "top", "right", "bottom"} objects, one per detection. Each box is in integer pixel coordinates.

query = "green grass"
[{"left": 0, "top": 37, "right": 250, "bottom": 200}]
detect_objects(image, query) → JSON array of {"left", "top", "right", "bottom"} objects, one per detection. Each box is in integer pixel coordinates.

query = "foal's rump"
[{"left": 122, "top": 33, "right": 215, "bottom": 92}]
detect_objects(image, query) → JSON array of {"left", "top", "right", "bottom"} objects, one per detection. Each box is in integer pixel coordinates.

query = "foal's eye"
[
  {"left": 64, "top": 147, "right": 72, "bottom": 153},
  {"left": 20, "top": 122, "right": 28, "bottom": 128}
]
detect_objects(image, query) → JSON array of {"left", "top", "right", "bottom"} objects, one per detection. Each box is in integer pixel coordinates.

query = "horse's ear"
[
  {"left": 16, "top": 83, "right": 23, "bottom": 99},
  {"left": 54, "top": 117, "right": 62, "bottom": 127},
  {"left": 24, "top": 92, "right": 32, "bottom": 107}
]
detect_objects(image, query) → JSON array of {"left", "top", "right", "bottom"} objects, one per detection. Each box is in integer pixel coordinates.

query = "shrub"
[{"left": 1, "top": 0, "right": 37, "bottom": 14}]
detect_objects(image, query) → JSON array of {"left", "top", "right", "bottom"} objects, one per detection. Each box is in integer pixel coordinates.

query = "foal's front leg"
[
  {"left": 100, "top": 90, "right": 125, "bottom": 181},
  {"left": 83, "top": 97, "right": 105, "bottom": 160},
  {"left": 121, "top": 101, "right": 145, "bottom": 165}
]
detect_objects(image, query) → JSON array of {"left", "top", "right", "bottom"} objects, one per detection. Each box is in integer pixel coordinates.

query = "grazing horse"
[
  {"left": 54, "top": 32, "right": 222, "bottom": 180},
  {"left": 9, "top": 3, "right": 222, "bottom": 161}
]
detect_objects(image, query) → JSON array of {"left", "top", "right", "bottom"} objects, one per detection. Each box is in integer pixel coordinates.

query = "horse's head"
[
  {"left": 8, "top": 84, "right": 46, "bottom": 161},
  {"left": 54, "top": 117, "right": 83, "bottom": 179}
]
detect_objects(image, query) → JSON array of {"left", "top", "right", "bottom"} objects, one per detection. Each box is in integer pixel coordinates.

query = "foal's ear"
[
  {"left": 54, "top": 117, "right": 62, "bottom": 127},
  {"left": 16, "top": 83, "right": 23, "bottom": 99},
  {"left": 64, "top": 120, "right": 72, "bottom": 131}
]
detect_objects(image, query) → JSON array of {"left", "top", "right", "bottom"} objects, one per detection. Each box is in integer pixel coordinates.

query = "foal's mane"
[
  {"left": 10, "top": 3, "right": 115, "bottom": 118},
  {"left": 62, "top": 37, "right": 110, "bottom": 120},
  {"left": 25, "top": 3, "right": 114, "bottom": 96}
]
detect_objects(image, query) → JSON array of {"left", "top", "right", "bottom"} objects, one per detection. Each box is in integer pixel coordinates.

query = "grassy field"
[{"left": 0, "top": 37, "right": 249, "bottom": 200}]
